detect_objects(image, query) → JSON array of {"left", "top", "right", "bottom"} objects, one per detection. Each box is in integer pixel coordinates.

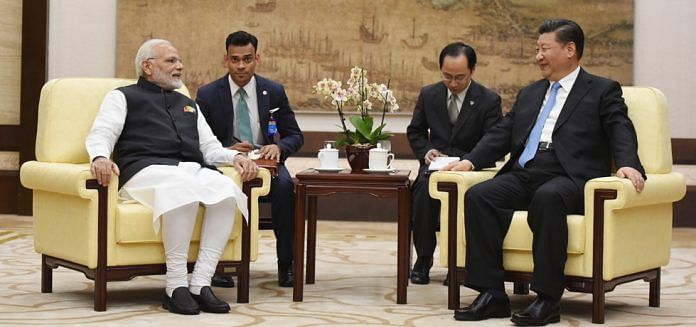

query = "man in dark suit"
[
  {"left": 443, "top": 19, "right": 646, "bottom": 326},
  {"left": 196, "top": 31, "right": 303, "bottom": 288},
  {"left": 406, "top": 42, "right": 502, "bottom": 285}
]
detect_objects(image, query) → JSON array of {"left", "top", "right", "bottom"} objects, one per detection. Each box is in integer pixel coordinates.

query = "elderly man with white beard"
[{"left": 86, "top": 39, "right": 258, "bottom": 315}]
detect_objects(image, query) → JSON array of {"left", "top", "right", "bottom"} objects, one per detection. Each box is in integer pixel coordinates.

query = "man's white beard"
[{"left": 153, "top": 68, "right": 183, "bottom": 90}]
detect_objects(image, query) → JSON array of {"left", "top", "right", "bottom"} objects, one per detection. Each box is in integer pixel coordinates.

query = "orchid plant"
[{"left": 313, "top": 66, "right": 399, "bottom": 147}]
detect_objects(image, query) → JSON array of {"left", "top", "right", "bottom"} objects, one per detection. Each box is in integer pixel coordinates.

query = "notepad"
[{"left": 428, "top": 156, "right": 460, "bottom": 170}]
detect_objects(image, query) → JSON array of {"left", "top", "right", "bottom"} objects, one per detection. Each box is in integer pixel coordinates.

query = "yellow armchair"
[
  {"left": 19, "top": 78, "right": 270, "bottom": 311},
  {"left": 429, "top": 87, "right": 686, "bottom": 323}
]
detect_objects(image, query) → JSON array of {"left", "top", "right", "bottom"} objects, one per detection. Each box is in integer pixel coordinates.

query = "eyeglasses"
[
  {"left": 227, "top": 55, "right": 255, "bottom": 64},
  {"left": 147, "top": 57, "right": 183, "bottom": 65},
  {"left": 441, "top": 73, "right": 468, "bottom": 83}
]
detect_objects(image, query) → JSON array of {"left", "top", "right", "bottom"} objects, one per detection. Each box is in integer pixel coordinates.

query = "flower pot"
[{"left": 345, "top": 144, "right": 375, "bottom": 173}]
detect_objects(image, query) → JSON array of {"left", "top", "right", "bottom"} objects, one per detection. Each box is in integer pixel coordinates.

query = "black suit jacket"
[
  {"left": 466, "top": 68, "right": 645, "bottom": 191},
  {"left": 407, "top": 80, "right": 502, "bottom": 167},
  {"left": 196, "top": 74, "right": 303, "bottom": 161}
]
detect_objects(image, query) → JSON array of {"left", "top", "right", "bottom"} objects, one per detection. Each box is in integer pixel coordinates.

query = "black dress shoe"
[
  {"left": 410, "top": 256, "right": 433, "bottom": 284},
  {"left": 191, "top": 286, "right": 230, "bottom": 313},
  {"left": 278, "top": 261, "right": 294, "bottom": 287},
  {"left": 161, "top": 287, "right": 200, "bottom": 315},
  {"left": 511, "top": 296, "right": 560, "bottom": 326},
  {"left": 453, "top": 292, "right": 511, "bottom": 321},
  {"left": 211, "top": 274, "right": 235, "bottom": 288}
]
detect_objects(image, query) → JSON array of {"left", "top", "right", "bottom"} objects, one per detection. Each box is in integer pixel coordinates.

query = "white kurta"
[{"left": 86, "top": 90, "right": 248, "bottom": 233}]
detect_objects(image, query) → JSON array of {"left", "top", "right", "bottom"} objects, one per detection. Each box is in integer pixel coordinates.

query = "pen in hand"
[{"left": 230, "top": 136, "right": 257, "bottom": 152}]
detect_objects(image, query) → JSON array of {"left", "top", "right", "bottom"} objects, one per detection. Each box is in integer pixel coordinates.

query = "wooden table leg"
[
  {"left": 293, "top": 184, "right": 306, "bottom": 302},
  {"left": 397, "top": 185, "right": 410, "bottom": 304},
  {"left": 306, "top": 196, "right": 317, "bottom": 284}
]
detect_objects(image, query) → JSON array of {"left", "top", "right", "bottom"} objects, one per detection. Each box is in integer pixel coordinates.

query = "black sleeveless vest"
[{"left": 114, "top": 77, "right": 213, "bottom": 188}]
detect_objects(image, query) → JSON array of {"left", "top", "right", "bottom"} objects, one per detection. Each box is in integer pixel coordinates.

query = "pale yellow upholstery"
[
  {"left": 429, "top": 87, "right": 686, "bottom": 322},
  {"left": 20, "top": 78, "right": 270, "bottom": 310}
]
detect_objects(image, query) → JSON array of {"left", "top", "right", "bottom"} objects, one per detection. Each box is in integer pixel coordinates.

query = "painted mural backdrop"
[{"left": 116, "top": 0, "right": 633, "bottom": 113}]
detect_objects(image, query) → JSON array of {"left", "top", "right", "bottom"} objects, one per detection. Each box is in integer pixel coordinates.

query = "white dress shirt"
[{"left": 538, "top": 66, "right": 581, "bottom": 143}]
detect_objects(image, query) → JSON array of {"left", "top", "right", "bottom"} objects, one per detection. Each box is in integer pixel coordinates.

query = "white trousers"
[
  {"left": 162, "top": 198, "right": 237, "bottom": 296},
  {"left": 120, "top": 162, "right": 248, "bottom": 233},
  {"left": 119, "top": 163, "right": 247, "bottom": 296}
]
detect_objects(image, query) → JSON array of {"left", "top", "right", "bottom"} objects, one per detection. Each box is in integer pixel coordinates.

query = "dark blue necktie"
[{"left": 518, "top": 82, "right": 562, "bottom": 167}]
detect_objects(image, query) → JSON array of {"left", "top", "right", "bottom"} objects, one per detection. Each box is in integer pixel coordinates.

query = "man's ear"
[
  {"left": 141, "top": 61, "right": 152, "bottom": 76},
  {"left": 566, "top": 41, "right": 577, "bottom": 59}
]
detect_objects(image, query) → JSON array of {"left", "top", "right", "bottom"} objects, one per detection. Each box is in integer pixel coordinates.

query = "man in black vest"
[{"left": 86, "top": 39, "right": 258, "bottom": 315}]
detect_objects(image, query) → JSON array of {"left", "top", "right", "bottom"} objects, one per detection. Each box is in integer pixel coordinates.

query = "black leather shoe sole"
[
  {"left": 510, "top": 313, "right": 560, "bottom": 326},
  {"left": 211, "top": 275, "right": 235, "bottom": 288},
  {"left": 278, "top": 278, "right": 294, "bottom": 287},
  {"left": 161, "top": 293, "right": 200, "bottom": 315},
  {"left": 191, "top": 297, "right": 230, "bottom": 313},
  {"left": 454, "top": 308, "right": 511, "bottom": 321},
  {"left": 410, "top": 272, "right": 430, "bottom": 285}
]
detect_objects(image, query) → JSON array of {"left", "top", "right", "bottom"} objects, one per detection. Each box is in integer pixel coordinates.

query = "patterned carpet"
[{"left": 1, "top": 222, "right": 695, "bottom": 326}]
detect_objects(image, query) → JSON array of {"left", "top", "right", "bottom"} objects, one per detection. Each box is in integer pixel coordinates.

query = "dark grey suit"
[
  {"left": 463, "top": 69, "right": 645, "bottom": 300},
  {"left": 407, "top": 80, "right": 502, "bottom": 259}
]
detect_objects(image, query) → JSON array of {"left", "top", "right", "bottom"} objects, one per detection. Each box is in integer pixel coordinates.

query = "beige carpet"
[{"left": 1, "top": 222, "right": 695, "bottom": 326}]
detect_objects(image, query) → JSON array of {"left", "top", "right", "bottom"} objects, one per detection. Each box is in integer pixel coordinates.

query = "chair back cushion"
[
  {"left": 35, "top": 78, "right": 189, "bottom": 163},
  {"left": 622, "top": 86, "right": 672, "bottom": 174}
]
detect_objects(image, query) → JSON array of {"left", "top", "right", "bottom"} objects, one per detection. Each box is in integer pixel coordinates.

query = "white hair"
[{"left": 134, "top": 39, "right": 172, "bottom": 77}]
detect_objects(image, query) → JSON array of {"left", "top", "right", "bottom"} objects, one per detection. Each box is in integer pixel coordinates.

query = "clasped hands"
[{"left": 440, "top": 159, "right": 645, "bottom": 193}]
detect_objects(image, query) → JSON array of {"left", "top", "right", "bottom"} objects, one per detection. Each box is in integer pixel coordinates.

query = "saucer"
[
  {"left": 363, "top": 168, "right": 396, "bottom": 174},
  {"left": 314, "top": 167, "right": 344, "bottom": 172}
]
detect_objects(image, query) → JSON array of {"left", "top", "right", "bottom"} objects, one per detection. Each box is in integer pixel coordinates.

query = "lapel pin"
[
  {"left": 470, "top": 100, "right": 475, "bottom": 106},
  {"left": 262, "top": 90, "right": 268, "bottom": 95}
]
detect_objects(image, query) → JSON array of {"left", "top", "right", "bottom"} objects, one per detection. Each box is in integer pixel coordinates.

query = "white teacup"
[
  {"left": 318, "top": 148, "right": 339, "bottom": 168},
  {"left": 369, "top": 144, "right": 395, "bottom": 170}
]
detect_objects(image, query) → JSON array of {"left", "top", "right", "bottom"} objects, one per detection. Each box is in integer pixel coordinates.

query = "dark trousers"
[
  {"left": 411, "top": 164, "right": 440, "bottom": 258},
  {"left": 464, "top": 151, "right": 582, "bottom": 300},
  {"left": 265, "top": 164, "right": 295, "bottom": 264}
]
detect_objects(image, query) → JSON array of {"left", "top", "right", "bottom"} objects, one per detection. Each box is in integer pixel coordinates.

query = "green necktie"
[
  {"left": 448, "top": 94, "right": 459, "bottom": 124},
  {"left": 236, "top": 88, "right": 253, "bottom": 143}
]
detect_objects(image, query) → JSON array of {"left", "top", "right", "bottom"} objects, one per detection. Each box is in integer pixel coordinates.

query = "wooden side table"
[{"left": 293, "top": 169, "right": 411, "bottom": 304}]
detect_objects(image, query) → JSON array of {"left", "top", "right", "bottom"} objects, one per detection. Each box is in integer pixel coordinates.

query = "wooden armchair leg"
[
  {"left": 591, "top": 283, "right": 605, "bottom": 324},
  {"left": 94, "top": 276, "right": 107, "bottom": 311},
  {"left": 513, "top": 282, "right": 529, "bottom": 295},
  {"left": 237, "top": 205, "right": 251, "bottom": 303},
  {"left": 649, "top": 268, "right": 660, "bottom": 308},
  {"left": 41, "top": 255, "right": 53, "bottom": 293},
  {"left": 237, "top": 261, "right": 250, "bottom": 303}
]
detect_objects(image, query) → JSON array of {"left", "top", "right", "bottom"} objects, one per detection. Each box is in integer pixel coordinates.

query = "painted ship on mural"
[
  {"left": 401, "top": 18, "right": 428, "bottom": 49},
  {"left": 359, "top": 15, "right": 386, "bottom": 44}
]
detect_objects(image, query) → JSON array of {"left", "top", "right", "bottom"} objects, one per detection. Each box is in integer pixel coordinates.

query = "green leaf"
[{"left": 349, "top": 116, "right": 373, "bottom": 141}]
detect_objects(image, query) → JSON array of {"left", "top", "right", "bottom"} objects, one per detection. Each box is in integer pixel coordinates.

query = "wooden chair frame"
[
  {"left": 438, "top": 182, "right": 661, "bottom": 324},
  {"left": 40, "top": 178, "right": 263, "bottom": 311}
]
